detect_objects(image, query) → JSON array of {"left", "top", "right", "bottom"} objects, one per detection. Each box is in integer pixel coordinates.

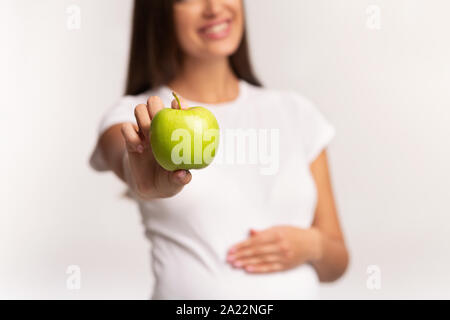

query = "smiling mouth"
[
  {"left": 199, "top": 19, "right": 232, "bottom": 36},
  {"left": 203, "top": 21, "right": 230, "bottom": 34}
]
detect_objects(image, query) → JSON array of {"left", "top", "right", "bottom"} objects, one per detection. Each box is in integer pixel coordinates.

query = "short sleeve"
[
  {"left": 291, "top": 93, "right": 336, "bottom": 163},
  {"left": 89, "top": 95, "right": 141, "bottom": 172}
]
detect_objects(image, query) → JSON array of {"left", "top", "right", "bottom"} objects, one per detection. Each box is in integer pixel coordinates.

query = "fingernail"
[
  {"left": 229, "top": 247, "right": 236, "bottom": 253},
  {"left": 178, "top": 170, "right": 186, "bottom": 179},
  {"left": 246, "top": 266, "right": 254, "bottom": 272},
  {"left": 227, "top": 255, "right": 235, "bottom": 262},
  {"left": 137, "top": 145, "right": 144, "bottom": 153},
  {"left": 233, "top": 261, "right": 242, "bottom": 267}
]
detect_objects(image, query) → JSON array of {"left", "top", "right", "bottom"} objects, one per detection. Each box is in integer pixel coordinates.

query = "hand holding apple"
[
  {"left": 150, "top": 92, "right": 220, "bottom": 171},
  {"left": 120, "top": 95, "right": 193, "bottom": 200}
]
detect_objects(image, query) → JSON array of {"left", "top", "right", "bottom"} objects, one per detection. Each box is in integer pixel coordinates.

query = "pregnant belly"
[{"left": 150, "top": 250, "right": 320, "bottom": 300}]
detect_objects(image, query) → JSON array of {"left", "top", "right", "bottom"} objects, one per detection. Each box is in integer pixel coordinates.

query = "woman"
[{"left": 90, "top": 0, "right": 349, "bottom": 299}]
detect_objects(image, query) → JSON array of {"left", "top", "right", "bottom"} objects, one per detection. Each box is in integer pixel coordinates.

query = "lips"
[{"left": 199, "top": 19, "right": 232, "bottom": 34}]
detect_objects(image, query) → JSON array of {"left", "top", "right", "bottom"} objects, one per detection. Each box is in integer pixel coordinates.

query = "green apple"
[{"left": 149, "top": 92, "right": 220, "bottom": 171}]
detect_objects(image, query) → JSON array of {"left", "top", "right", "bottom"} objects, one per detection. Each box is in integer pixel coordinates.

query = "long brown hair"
[{"left": 125, "top": 0, "right": 262, "bottom": 96}]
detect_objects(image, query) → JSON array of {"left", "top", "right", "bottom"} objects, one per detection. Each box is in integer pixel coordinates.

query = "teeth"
[{"left": 204, "top": 22, "right": 229, "bottom": 34}]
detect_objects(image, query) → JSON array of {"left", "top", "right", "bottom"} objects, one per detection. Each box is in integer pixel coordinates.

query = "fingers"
[
  {"left": 131, "top": 96, "right": 163, "bottom": 143},
  {"left": 228, "top": 231, "right": 278, "bottom": 253},
  {"left": 227, "top": 244, "right": 285, "bottom": 273},
  {"left": 169, "top": 169, "right": 192, "bottom": 186},
  {"left": 230, "top": 254, "right": 281, "bottom": 268},
  {"left": 227, "top": 244, "right": 281, "bottom": 262},
  {"left": 121, "top": 122, "right": 144, "bottom": 154},
  {"left": 134, "top": 104, "right": 151, "bottom": 141},
  {"left": 147, "top": 96, "right": 164, "bottom": 119},
  {"left": 243, "top": 263, "right": 284, "bottom": 274},
  {"left": 152, "top": 169, "right": 192, "bottom": 198}
]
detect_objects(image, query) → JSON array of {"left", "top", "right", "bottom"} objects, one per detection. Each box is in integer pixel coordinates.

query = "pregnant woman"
[{"left": 90, "top": 0, "right": 349, "bottom": 299}]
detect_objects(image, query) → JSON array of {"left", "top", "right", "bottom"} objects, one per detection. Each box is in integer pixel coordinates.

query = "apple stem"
[{"left": 172, "top": 92, "right": 182, "bottom": 110}]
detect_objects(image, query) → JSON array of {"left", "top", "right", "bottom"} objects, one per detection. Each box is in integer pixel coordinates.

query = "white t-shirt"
[{"left": 90, "top": 79, "right": 335, "bottom": 299}]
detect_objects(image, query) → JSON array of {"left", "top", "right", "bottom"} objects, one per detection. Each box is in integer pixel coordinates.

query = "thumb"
[{"left": 169, "top": 169, "right": 192, "bottom": 186}]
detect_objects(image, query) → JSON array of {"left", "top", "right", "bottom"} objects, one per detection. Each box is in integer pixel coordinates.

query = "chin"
[
  {"left": 205, "top": 49, "right": 237, "bottom": 59},
  {"left": 203, "top": 42, "right": 241, "bottom": 58}
]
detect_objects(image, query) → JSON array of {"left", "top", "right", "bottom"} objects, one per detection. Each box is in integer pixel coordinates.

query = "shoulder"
[
  {"left": 244, "top": 82, "right": 335, "bottom": 160},
  {"left": 114, "top": 86, "right": 167, "bottom": 108},
  {"left": 244, "top": 82, "right": 319, "bottom": 119}
]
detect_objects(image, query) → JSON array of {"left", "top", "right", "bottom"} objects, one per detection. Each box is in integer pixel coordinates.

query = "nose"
[{"left": 203, "top": 0, "right": 223, "bottom": 17}]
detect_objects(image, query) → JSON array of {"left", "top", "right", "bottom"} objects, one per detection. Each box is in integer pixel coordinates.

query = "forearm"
[
  {"left": 309, "top": 227, "right": 349, "bottom": 282},
  {"left": 105, "top": 147, "right": 127, "bottom": 183},
  {"left": 97, "top": 125, "right": 127, "bottom": 183}
]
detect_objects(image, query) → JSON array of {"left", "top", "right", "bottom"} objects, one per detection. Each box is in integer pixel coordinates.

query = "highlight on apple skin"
[{"left": 149, "top": 93, "right": 220, "bottom": 171}]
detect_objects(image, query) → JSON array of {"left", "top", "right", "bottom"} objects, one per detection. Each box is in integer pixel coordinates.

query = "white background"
[{"left": 1, "top": 0, "right": 449, "bottom": 299}]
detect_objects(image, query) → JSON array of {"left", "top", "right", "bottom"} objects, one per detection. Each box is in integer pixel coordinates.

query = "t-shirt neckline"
[{"left": 159, "top": 79, "right": 247, "bottom": 110}]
